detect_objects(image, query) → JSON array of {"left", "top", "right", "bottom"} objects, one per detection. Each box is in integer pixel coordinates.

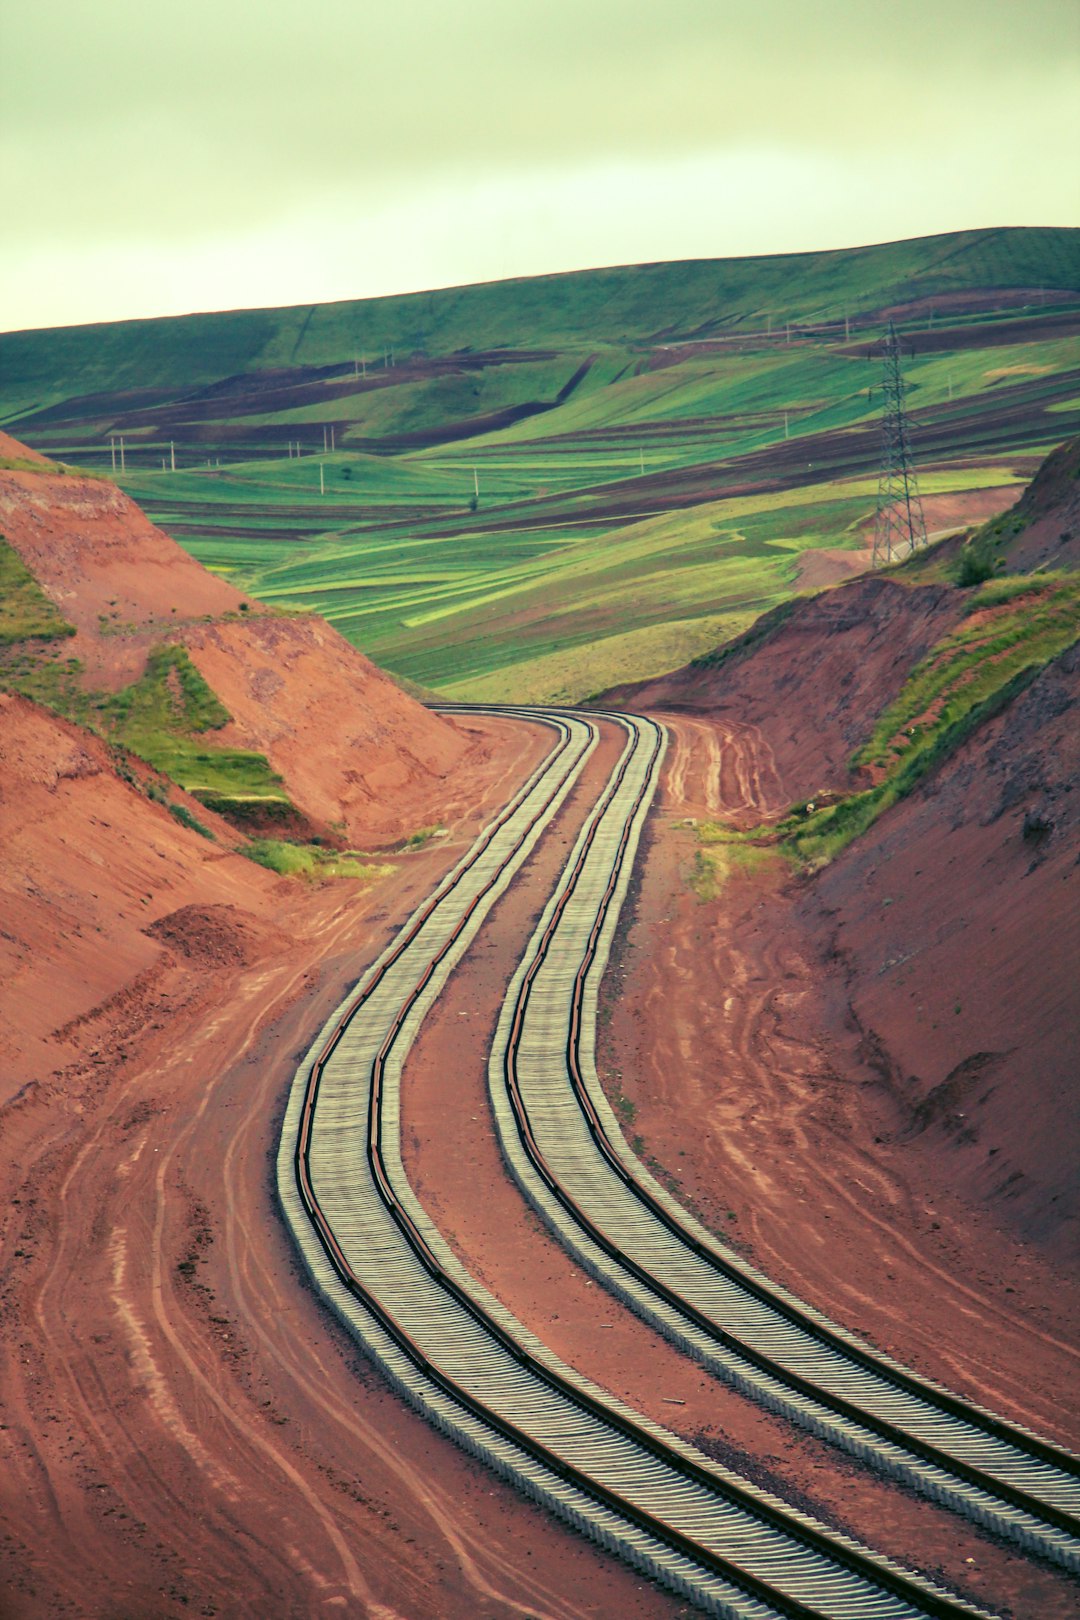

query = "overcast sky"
[{"left": 2, "top": 0, "right": 1078, "bottom": 333}]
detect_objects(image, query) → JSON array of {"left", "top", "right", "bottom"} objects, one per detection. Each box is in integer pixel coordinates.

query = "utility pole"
[
  {"left": 119, "top": 436, "right": 126, "bottom": 473},
  {"left": 330, "top": 425, "right": 335, "bottom": 452},
  {"left": 871, "top": 322, "right": 927, "bottom": 567},
  {"left": 110, "top": 437, "right": 116, "bottom": 473},
  {"left": 784, "top": 411, "right": 789, "bottom": 440},
  {"left": 473, "top": 467, "right": 480, "bottom": 503},
  {"left": 323, "top": 426, "right": 328, "bottom": 453},
  {"left": 320, "top": 463, "right": 325, "bottom": 496},
  {"left": 170, "top": 441, "right": 176, "bottom": 473}
]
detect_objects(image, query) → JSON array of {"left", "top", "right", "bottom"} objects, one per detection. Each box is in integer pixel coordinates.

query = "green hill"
[{"left": 3, "top": 228, "right": 1078, "bottom": 700}]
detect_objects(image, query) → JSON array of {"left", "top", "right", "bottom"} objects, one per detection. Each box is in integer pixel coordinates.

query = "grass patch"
[
  {"left": 690, "top": 837, "right": 780, "bottom": 901},
  {"left": 0, "top": 635, "right": 295, "bottom": 826},
  {"left": 167, "top": 802, "right": 216, "bottom": 840},
  {"left": 400, "top": 824, "right": 446, "bottom": 849},
  {"left": 244, "top": 839, "right": 391, "bottom": 882},
  {"left": 0, "top": 536, "right": 77, "bottom": 644},
  {"left": 105, "top": 643, "right": 229, "bottom": 738},
  {"left": 100, "top": 644, "right": 291, "bottom": 814}
]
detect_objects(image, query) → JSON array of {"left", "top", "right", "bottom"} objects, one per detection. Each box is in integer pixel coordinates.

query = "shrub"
[{"left": 955, "top": 546, "right": 994, "bottom": 588}]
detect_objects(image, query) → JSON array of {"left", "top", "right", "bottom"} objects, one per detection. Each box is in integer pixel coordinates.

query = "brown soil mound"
[
  {"left": 144, "top": 903, "right": 286, "bottom": 966},
  {"left": 607, "top": 574, "right": 965, "bottom": 804}
]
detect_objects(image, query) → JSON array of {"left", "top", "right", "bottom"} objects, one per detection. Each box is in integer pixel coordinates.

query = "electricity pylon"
[{"left": 872, "top": 322, "right": 927, "bottom": 567}]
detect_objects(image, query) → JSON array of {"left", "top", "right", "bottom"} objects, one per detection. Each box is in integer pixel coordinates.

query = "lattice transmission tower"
[{"left": 872, "top": 321, "right": 927, "bottom": 567}]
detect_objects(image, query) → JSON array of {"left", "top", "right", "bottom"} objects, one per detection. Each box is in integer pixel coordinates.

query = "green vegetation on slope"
[
  {"left": 2, "top": 228, "right": 1076, "bottom": 410},
  {"left": 0, "top": 536, "right": 77, "bottom": 644},
  {"left": 696, "top": 574, "right": 1080, "bottom": 872},
  {"left": 0, "top": 625, "right": 293, "bottom": 828},
  {"left": 103, "top": 645, "right": 291, "bottom": 816}
]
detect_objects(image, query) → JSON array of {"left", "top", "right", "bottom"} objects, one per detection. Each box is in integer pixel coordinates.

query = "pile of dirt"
[
  {"left": 144, "top": 903, "right": 288, "bottom": 966},
  {"left": 605, "top": 573, "right": 966, "bottom": 804},
  {"left": 0, "top": 432, "right": 477, "bottom": 846}
]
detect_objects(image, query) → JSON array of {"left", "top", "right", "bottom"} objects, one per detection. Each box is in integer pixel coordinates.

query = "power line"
[{"left": 871, "top": 322, "right": 927, "bottom": 568}]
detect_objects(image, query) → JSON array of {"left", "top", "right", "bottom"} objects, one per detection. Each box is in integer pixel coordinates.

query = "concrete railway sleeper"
[
  {"left": 279, "top": 709, "right": 998, "bottom": 1620},
  {"left": 486, "top": 708, "right": 1080, "bottom": 1572}
]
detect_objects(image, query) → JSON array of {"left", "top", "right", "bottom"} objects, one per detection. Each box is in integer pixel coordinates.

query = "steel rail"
[
  {"left": 489, "top": 706, "right": 1080, "bottom": 1572},
  {"left": 279, "top": 710, "right": 995, "bottom": 1620}
]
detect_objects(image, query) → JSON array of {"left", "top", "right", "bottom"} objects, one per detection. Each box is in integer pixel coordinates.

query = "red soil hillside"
[
  {"left": 976, "top": 432, "right": 1080, "bottom": 572},
  {"left": 605, "top": 574, "right": 967, "bottom": 805},
  {"left": 179, "top": 613, "right": 466, "bottom": 842},
  {"left": 0, "top": 434, "right": 475, "bottom": 846},
  {"left": 0, "top": 428, "right": 51, "bottom": 465},
  {"left": 0, "top": 455, "right": 249, "bottom": 663},
  {"left": 804, "top": 641, "right": 1079, "bottom": 1258},
  {"left": 0, "top": 691, "right": 285, "bottom": 1098},
  {"left": 603, "top": 438, "right": 1079, "bottom": 1263}
]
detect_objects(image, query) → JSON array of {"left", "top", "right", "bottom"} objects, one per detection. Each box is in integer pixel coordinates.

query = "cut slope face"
[
  {"left": 180, "top": 614, "right": 466, "bottom": 842},
  {"left": 0, "top": 458, "right": 249, "bottom": 649},
  {"left": 0, "top": 692, "right": 285, "bottom": 1097},
  {"left": 604, "top": 575, "right": 966, "bottom": 804},
  {"left": 968, "top": 433, "right": 1080, "bottom": 574},
  {"left": 804, "top": 642, "right": 1079, "bottom": 1256},
  {"left": 0, "top": 436, "right": 473, "bottom": 846},
  {"left": 606, "top": 434, "right": 1079, "bottom": 1255}
]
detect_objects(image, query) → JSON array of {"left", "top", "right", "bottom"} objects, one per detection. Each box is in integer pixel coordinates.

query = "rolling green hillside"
[{"left": 3, "top": 228, "right": 1078, "bottom": 699}]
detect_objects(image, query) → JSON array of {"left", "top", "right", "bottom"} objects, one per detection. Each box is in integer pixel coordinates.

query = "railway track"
[
  {"left": 486, "top": 709, "right": 1080, "bottom": 1574},
  {"left": 278, "top": 708, "right": 1003, "bottom": 1618}
]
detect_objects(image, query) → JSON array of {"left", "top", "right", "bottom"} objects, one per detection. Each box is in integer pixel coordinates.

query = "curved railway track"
[
  {"left": 484, "top": 708, "right": 1080, "bottom": 1574},
  {"left": 278, "top": 708, "right": 1003, "bottom": 1619}
]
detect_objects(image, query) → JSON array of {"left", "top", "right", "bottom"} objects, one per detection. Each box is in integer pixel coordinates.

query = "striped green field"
[{"left": 4, "top": 228, "right": 1078, "bottom": 699}]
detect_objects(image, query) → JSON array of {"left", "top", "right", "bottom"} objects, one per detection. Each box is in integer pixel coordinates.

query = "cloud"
[{"left": 2, "top": 0, "right": 1077, "bottom": 329}]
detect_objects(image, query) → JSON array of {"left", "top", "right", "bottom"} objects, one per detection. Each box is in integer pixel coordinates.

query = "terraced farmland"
[{"left": 3, "top": 227, "right": 1078, "bottom": 698}]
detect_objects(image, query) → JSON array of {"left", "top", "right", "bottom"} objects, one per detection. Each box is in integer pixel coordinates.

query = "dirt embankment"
[
  {"left": 179, "top": 615, "right": 468, "bottom": 846},
  {"left": 607, "top": 574, "right": 966, "bottom": 804},
  {"left": 987, "top": 433, "right": 1080, "bottom": 572},
  {"left": 0, "top": 462, "right": 250, "bottom": 667},
  {"left": 804, "top": 642, "right": 1080, "bottom": 1257},
  {"left": 0, "top": 442, "right": 478, "bottom": 847},
  {"left": 0, "top": 692, "right": 285, "bottom": 1097}
]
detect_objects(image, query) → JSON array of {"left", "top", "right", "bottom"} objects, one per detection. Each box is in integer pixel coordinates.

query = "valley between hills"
[{"left": 1, "top": 231, "right": 1078, "bottom": 1620}]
